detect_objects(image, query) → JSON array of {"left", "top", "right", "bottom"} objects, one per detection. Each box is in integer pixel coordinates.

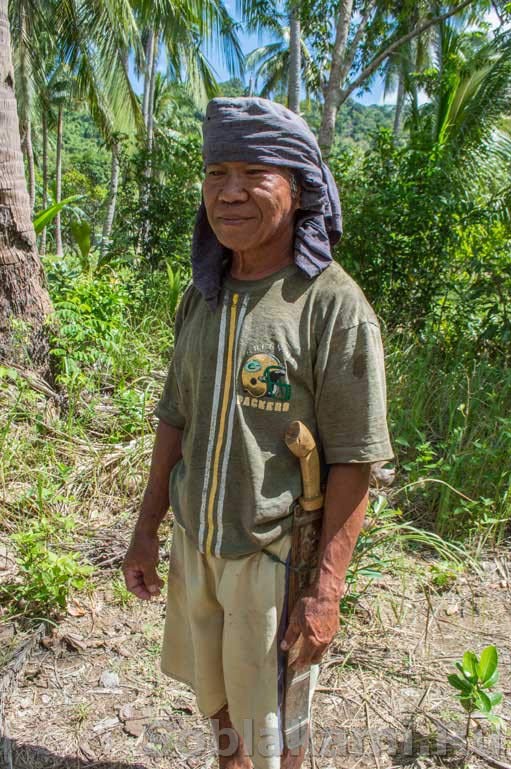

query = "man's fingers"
[
  {"left": 124, "top": 566, "right": 162, "bottom": 599},
  {"left": 143, "top": 567, "right": 164, "bottom": 594},
  {"left": 124, "top": 571, "right": 152, "bottom": 600},
  {"left": 281, "top": 622, "right": 300, "bottom": 652},
  {"left": 131, "top": 584, "right": 153, "bottom": 600},
  {"left": 292, "top": 639, "right": 327, "bottom": 670}
]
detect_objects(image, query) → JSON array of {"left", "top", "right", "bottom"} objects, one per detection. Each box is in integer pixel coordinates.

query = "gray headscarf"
[{"left": 192, "top": 97, "right": 342, "bottom": 310}]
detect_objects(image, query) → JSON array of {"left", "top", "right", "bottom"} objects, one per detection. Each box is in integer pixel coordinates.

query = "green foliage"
[
  {"left": 47, "top": 259, "right": 139, "bottom": 386},
  {"left": 113, "top": 132, "right": 203, "bottom": 267},
  {"left": 4, "top": 512, "right": 93, "bottom": 617},
  {"left": 388, "top": 335, "right": 511, "bottom": 541},
  {"left": 33, "top": 194, "right": 84, "bottom": 234},
  {"left": 69, "top": 219, "right": 93, "bottom": 269},
  {"left": 111, "top": 576, "right": 135, "bottom": 606},
  {"left": 341, "top": 495, "right": 468, "bottom": 612},
  {"left": 448, "top": 645, "right": 504, "bottom": 733},
  {"left": 331, "top": 130, "right": 460, "bottom": 328},
  {"left": 43, "top": 253, "right": 187, "bottom": 413}
]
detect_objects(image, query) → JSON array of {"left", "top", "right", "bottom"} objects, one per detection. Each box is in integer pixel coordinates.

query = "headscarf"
[{"left": 192, "top": 97, "right": 342, "bottom": 310}]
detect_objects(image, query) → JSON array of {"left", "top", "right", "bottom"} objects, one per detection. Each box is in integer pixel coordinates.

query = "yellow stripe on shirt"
[{"left": 205, "top": 293, "right": 239, "bottom": 555}]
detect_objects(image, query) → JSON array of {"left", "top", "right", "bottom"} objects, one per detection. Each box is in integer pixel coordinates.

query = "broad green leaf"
[
  {"left": 478, "top": 646, "right": 498, "bottom": 684},
  {"left": 481, "top": 669, "right": 499, "bottom": 688},
  {"left": 448, "top": 674, "right": 472, "bottom": 693},
  {"left": 488, "top": 692, "right": 503, "bottom": 707},
  {"left": 474, "top": 690, "right": 492, "bottom": 714},
  {"left": 70, "top": 220, "right": 92, "bottom": 261},
  {"left": 33, "top": 195, "right": 84, "bottom": 234},
  {"left": 461, "top": 652, "right": 479, "bottom": 682},
  {"left": 456, "top": 661, "right": 477, "bottom": 683}
]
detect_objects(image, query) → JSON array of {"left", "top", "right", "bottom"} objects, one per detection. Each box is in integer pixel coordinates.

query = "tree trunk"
[
  {"left": 142, "top": 29, "right": 154, "bottom": 129},
  {"left": 23, "top": 117, "right": 35, "bottom": 211},
  {"left": 0, "top": 0, "right": 53, "bottom": 375},
  {"left": 288, "top": 6, "right": 301, "bottom": 113},
  {"left": 139, "top": 29, "right": 158, "bottom": 254},
  {"left": 101, "top": 141, "right": 120, "bottom": 257},
  {"left": 146, "top": 32, "right": 157, "bottom": 155},
  {"left": 55, "top": 103, "right": 63, "bottom": 258},
  {"left": 18, "top": 6, "right": 35, "bottom": 211},
  {"left": 40, "top": 110, "right": 48, "bottom": 256},
  {"left": 318, "top": 0, "right": 354, "bottom": 155},
  {"left": 393, "top": 72, "right": 405, "bottom": 135}
]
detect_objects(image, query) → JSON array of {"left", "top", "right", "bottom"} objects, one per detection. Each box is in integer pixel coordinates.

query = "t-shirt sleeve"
[
  {"left": 153, "top": 292, "right": 188, "bottom": 430},
  {"left": 314, "top": 317, "right": 394, "bottom": 464}
]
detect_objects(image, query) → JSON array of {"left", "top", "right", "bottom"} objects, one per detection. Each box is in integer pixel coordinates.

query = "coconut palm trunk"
[
  {"left": 393, "top": 72, "right": 405, "bottom": 135},
  {"left": 142, "top": 29, "right": 154, "bottom": 129},
  {"left": 101, "top": 141, "right": 120, "bottom": 257},
  {"left": 55, "top": 103, "right": 63, "bottom": 258},
  {"left": 139, "top": 29, "right": 158, "bottom": 254},
  {"left": 18, "top": 5, "right": 35, "bottom": 210},
  {"left": 40, "top": 110, "right": 48, "bottom": 256},
  {"left": 0, "top": 0, "right": 53, "bottom": 374},
  {"left": 288, "top": 5, "right": 301, "bottom": 113}
]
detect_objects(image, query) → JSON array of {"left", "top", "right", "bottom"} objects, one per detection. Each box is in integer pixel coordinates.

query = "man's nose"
[{"left": 218, "top": 173, "right": 249, "bottom": 203}]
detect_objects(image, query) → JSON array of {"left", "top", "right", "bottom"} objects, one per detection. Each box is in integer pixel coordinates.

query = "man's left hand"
[{"left": 280, "top": 588, "right": 344, "bottom": 669}]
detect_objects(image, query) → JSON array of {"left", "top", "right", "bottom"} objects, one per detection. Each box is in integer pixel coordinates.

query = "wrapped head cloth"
[{"left": 192, "top": 97, "right": 342, "bottom": 310}]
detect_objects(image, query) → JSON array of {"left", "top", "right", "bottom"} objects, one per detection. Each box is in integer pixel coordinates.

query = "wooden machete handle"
[{"left": 285, "top": 421, "right": 324, "bottom": 511}]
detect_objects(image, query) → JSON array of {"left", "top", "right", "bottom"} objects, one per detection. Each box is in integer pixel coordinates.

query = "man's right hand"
[{"left": 122, "top": 531, "right": 165, "bottom": 600}]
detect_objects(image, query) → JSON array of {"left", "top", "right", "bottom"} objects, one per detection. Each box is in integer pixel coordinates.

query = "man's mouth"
[{"left": 217, "top": 217, "right": 255, "bottom": 225}]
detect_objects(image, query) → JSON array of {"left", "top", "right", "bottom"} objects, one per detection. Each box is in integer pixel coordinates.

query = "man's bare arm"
[
  {"left": 122, "top": 420, "right": 183, "bottom": 600},
  {"left": 134, "top": 420, "right": 183, "bottom": 536},
  {"left": 314, "top": 462, "right": 370, "bottom": 599}
]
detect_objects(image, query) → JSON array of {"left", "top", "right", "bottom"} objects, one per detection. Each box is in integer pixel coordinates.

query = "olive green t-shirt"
[{"left": 155, "top": 261, "right": 393, "bottom": 558}]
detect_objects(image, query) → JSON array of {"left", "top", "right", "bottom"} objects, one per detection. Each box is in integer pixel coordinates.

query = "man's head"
[
  {"left": 192, "top": 97, "right": 342, "bottom": 309},
  {"left": 202, "top": 160, "right": 300, "bottom": 253}
]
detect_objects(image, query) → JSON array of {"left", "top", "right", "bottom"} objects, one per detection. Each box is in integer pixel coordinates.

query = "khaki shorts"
[{"left": 160, "top": 521, "right": 319, "bottom": 769}]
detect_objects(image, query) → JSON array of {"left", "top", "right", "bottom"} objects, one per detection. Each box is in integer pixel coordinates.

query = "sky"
[
  {"left": 203, "top": 0, "right": 394, "bottom": 105},
  {"left": 130, "top": 6, "right": 502, "bottom": 107}
]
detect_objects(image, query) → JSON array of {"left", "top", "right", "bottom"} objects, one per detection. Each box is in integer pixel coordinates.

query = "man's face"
[{"left": 202, "top": 160, "right": 299, "bottom": 253}]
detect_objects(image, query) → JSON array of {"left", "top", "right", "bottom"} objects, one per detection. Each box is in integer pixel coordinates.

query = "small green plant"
[
  {"left": 111, "top": 576, "right": 134, "bottom": 606},
  {"left": 429, "top": 561, "right": 463, "bottom": 592},
  {"left": 447, "top": 645, "right": 504, "bottom": 739},
  {"left": 4, "top": 514, "right": 93, "bottom": 617}
]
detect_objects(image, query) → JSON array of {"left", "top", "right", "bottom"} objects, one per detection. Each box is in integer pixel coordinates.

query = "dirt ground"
[{"left": 1, "top": 524, "right": 510, "bottom": 769}]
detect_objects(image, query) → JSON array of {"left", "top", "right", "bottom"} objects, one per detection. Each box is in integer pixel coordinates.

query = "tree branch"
[
  {"left": 339, "top": 0, "right": 376, "bottom": 85},
  {"left": 338, "top": 0, "right": 477, "bottom": 106}
]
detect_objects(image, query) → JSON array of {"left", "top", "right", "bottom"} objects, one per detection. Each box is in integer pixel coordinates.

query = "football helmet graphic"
[{"left": 241, "top": 353, "right": 291, "bottom": 401}]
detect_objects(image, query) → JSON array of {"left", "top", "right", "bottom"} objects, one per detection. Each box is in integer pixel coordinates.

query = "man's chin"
[{"left": 213, "top": 230, "right": 256, "bottom": 252}]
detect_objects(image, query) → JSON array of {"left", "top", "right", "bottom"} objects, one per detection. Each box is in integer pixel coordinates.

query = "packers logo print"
[{"left": 241, "top": 353, "right": 291, "bottom": 401}]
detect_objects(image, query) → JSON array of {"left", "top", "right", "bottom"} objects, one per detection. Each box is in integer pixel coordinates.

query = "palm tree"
[
  {"left": 317, "top": 0, "right": 481, "bottom": 155},
  {"left": 288, "top": 3, "right": 301, "bottom": 112},
  {"left": 247, "top": 24, "right": 319, "bottom": 102},
  {"left": 0, "top": 0, "right": 53, "bottom": 375},
  {"left": 132, "top": 0, "right": 245, "bottom": 255},
  {"left": 9, "top": 0, "right": 47, "bottom": 212},
  {"left": 410, "top": 27, "right": 511, "bottom": 194}
]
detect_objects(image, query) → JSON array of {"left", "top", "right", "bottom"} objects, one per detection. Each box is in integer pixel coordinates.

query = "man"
[{"left": 122, "top": 97, "right": 393, "bottom": 769}]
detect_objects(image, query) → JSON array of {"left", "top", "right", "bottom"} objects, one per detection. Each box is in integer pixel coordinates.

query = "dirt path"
[{"left": 2, "top": 534, "right": 510, "bottom": 769}]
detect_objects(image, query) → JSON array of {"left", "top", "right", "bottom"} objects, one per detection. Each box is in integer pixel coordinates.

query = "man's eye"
[
  {"left": 246, "top": 168, "right": 265, "bottom": 175},
  {"left": 206, "top": 169, "right": 224, "bottom": 177}
]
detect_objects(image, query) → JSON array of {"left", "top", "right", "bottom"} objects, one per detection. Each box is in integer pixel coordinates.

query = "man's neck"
[{"left": 230, "top": 242, "right": 294, "bottom": 281}]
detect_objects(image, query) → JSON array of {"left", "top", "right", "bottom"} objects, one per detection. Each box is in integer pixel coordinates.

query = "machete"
[{"left": 282, "top": 420, "right": 324, "bottom": 754}]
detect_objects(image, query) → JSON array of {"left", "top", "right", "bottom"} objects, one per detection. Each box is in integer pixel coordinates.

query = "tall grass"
[{"left": 387, "top": 333, "right": 511, "bottom": 543}]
